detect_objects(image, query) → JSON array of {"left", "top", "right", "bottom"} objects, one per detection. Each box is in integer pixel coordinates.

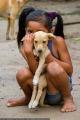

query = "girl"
[{"left": 7, "top": 7, "right": 76, "bottom": 112}]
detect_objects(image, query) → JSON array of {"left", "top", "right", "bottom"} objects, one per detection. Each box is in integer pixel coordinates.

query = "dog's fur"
[
  {"left": 28, "top": 31, "right": 56, "bottom": 109},
  {"left": 0, "top": 0, "right": 29, "bottom": 40}
]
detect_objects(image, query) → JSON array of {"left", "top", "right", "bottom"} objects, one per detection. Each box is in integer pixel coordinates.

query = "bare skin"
[
  {"left": 7, "top": 97, "right": 27, "bottom": 107},
  {"left": 7, "top": 21, "right": 76, "bottom": 112}
]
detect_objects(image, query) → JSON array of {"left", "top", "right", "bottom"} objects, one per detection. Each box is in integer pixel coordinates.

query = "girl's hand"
[
  {"left": 45, "top": 53, "right": 54, "bottom": 64},
  {"left": 22, "top": 33, "right": 34, "bottom": 54}
]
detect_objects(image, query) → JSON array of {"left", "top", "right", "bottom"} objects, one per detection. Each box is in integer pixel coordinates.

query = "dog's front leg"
[
  {"left": 31, "top": 58, "right": 45, "bottom": 108},
  {"left": 10, "top": 17, "right": 16, "bottom": 40},
  {"left": 31, "top": 86, "right": 43, "bottom": 108},
  {"left": 6, "top": 15, "right": 16, "bottom": 40},
  {"left": 32, "top": 74, "right": 47, "bottom": 108},
  {"left": 6, "top": 17, "right": 10, "bottom": 40},
  {"left": 28, "top": 85, "right": 37, "bottom": 109},
  {"left": 33, "top": 58, "right": 45, "bottom": 86}
]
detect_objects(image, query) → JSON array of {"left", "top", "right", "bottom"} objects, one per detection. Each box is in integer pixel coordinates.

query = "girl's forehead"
[{"left": 26, "top": 21, "right": 48, "bottom": 32}]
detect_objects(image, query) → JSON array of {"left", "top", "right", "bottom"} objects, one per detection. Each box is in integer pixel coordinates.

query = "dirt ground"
[{"left": 0, "top": 0, "right": 80, "bottom": 120}]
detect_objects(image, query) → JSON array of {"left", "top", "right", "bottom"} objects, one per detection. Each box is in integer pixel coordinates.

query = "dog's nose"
[{"left": 38, "top": 50, "right": 42, "bottom": 54}]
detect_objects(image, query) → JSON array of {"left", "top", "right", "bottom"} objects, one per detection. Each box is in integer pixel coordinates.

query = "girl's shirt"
[{"left": 48, "top": 40, "right": 59, "bottom": 59}]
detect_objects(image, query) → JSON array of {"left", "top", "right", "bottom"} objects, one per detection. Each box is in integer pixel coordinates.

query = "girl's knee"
[
  {"left": 16, "top": 68, "right": 32, "bottom": 83},
  {"left": 47, "top": 62, "right": 65, "bottom": 77}
]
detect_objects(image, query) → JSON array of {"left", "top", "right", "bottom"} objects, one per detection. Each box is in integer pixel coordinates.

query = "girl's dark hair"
[
  {"left": 17, "top": 7, "right": 35, "bottom": 48},
  {"left": 46, "top": 12, "right": 64, "bottom": 38},
  {"left": 17, "top": 7, "right": 64, "bottom": 48}
]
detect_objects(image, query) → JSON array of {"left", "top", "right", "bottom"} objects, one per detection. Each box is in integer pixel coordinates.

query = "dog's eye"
[
  {"left": 43, "top": 41, "right": 46, "bottom": 43},
  {"left": 35, "top": 41, "right": 38, "bottom": 43}
]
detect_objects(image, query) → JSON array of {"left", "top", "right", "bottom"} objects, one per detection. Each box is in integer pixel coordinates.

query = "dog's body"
[
  {"left": 0, "top": 0, "right": 29, "bottom": 40},
  {"left": 28, "top": 31, "right": 56, "bottom": 109}
]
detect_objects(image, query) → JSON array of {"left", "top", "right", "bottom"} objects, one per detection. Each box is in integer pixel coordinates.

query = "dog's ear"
[{"left": 47, "top": 33, "right": 56, "bottom": 40}]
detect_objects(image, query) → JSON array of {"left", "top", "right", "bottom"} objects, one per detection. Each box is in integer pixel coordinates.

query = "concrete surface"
[{"left": 0, "top": 0, "right": 80, "bottom": 120}]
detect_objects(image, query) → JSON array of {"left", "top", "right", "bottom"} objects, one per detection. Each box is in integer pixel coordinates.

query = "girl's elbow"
[{"left": 68, "top": 65, "right": 73, "bottom": 76}]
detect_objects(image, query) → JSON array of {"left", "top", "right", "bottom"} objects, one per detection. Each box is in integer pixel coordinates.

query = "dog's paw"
[
  {"left": 28, "top": 102, "right": 33, "bottom": 109},
  {"left": 33, "top": 79, "right": 38, "bottom": 85},
  {"left": 31, "top": 100, "right": 38, "bottom": 108}
]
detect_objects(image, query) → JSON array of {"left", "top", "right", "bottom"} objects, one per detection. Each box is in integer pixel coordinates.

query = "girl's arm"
[
  {"left": 46, "top": 37, "right": 73, "bottom": 76},
  {"left": 25, "top": 51, "right": 38, "bottom": 74},
  {"left": 20, "top": 34, "right": 38, "bottom": 74}
]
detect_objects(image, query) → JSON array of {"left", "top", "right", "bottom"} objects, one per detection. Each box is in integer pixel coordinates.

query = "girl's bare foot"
[
  {"left": 6, "top": 97, "right": 28, "bottom": 107},
  {"left": 61, "top": 96, "right": 76, "bottom": 112}
]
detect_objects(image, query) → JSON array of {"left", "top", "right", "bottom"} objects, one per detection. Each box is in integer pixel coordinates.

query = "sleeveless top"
[{"left": 48, "top": 40, "right": 59, "bottom": 59}]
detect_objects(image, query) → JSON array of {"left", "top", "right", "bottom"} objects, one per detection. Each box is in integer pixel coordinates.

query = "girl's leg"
[
  {"left": 46, "top": 61, "right": 76, "bottom": 112},
  {"left": 7, "top": 68, "right": 33, "bottom": 107}
]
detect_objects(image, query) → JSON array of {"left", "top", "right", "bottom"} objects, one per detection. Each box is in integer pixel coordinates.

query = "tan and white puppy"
[
  {"left": 28, "top": 31, "right": 56, "bottom": 109},
  {"left": 0, "top": 0, "right": 29, "bottom": 40}
]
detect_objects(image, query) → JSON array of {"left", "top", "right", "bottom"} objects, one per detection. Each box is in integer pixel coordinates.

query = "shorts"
[{"left": 44, "top": 76, "right": 72, "bottom": 105}]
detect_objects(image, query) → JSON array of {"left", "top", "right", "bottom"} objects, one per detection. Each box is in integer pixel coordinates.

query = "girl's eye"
[{"left": 27, "top": 30, "right": 33, "bottom": 33}]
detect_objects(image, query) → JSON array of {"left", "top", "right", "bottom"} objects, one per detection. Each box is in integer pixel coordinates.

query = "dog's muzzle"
[{"left": 38, "top": 49, "right": 42, "bottom": 54}]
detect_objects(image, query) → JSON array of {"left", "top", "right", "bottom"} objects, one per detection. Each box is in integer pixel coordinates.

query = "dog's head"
[{"left": 34, "top": 31, "right": 56, "bottom": 55}]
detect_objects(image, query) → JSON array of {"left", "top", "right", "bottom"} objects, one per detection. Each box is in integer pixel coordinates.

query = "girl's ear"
[
  {"left": 50, "top": 27, "right": 55, "bottom": 33},
  {"left": 47, "top": 33, "right": 56, "bottom": 39}
]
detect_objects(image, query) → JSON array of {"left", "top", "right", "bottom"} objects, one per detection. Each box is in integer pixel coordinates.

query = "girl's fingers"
[
  {"left": 21, "top": 33, "right": 34, "bottom": 52},
  {"left": 24, "top": 34, "right": 34, "bottom": 41},
  {"left": 21, "top": 33, "right": 34, "bottom": 42},
  {"left": 24, "top": 33, "right": 34, "bottom": 45},
  {"left": 26, "top": 33, "right": 34, "bottom": 42}
]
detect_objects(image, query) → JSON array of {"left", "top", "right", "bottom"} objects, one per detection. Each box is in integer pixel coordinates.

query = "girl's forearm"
[
  {"left": 26, "top": 52, "right": 38, "bottom": 74},
  {"left": 20, "top": 47, "right": 38, "bottom": 74}
]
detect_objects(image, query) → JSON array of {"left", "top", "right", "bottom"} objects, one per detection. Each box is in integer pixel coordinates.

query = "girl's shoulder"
[
  {"left": 55, "top": 36, "right": 65, "bottom": 45},
  {"left": 56, "top": 36, "right": 65, "bottom": 42},
  {"left": 53, "top": 36, "right": 67, "bottom": 51}
]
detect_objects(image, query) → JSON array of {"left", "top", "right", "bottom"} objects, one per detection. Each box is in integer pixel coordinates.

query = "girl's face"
[{"left": 25, "top": 21, "right": 48, "bottom": 34}]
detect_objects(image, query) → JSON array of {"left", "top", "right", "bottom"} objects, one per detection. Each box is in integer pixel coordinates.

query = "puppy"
[{"left": 28, "top": 31, "right": 56, "bottom": 109}]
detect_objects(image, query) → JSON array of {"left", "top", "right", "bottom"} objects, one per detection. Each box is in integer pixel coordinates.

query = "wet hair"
[{"left": 17, "top": 7, "right": 64, "bottom": 48}]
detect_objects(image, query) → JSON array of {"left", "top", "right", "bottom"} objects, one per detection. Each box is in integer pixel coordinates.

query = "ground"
[{"left": 0, "top": 0, "right": 80, "bottom": 120}]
